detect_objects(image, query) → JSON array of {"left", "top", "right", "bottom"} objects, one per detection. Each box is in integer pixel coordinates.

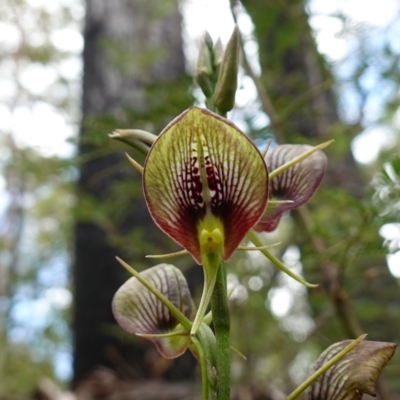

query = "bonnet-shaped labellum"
[
  {"left": 143, "top": 107, "right": 269, "bottom": 265},
  {"left": 306, "top": 339, "right": 396, "bottom": 400},
  {"left": 112, "top": 263, "right": 194, "bottom": 359},
  {"left": 254, "top": 144, "right": 327, "bottom": 232}
]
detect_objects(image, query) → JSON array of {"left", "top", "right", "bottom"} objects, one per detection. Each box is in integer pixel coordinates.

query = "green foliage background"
[{"left": 0, "top": 0, "right": 399, "bottom": 396}]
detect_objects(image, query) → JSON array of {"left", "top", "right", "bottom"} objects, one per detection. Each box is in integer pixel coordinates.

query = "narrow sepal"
[
  {"left": 110, "top": 129, "right": 157, "bottom": 145},
  {"left": 125, "top": 153, "right": 144, "bottom": 174},
  {"left": 112, "top": 264, "right": 194, "bottom": 359},
  {"left": 109, "top": 129, "right": 156, "bottom": 154},
  {"left": 143, "top": 107, "right": 269, "bottom": 264},
  {"left": 247, "top": 230, "right": 317, "bottom": 288},
  {"left": 306, "top": 340, "right": 397, "bottom": 400},
  {"left": 255, "top": 144, "right": 327, "bottom": 232}
]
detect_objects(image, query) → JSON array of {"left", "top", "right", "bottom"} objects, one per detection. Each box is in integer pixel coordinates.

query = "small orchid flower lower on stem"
[{"left": 112, "top": 260, "right": 194, "bottom": 359}]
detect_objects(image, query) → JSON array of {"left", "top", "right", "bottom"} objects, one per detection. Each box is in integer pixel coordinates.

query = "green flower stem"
[
  {"left": 191, "top": 335, "right": 210, "bottom": 400},
  {"left": 247, "top": 230, "right": 317, "bottom": 288},
  {"left": 210, "top": 258, "right": 230, "bottom": 400},
  {"left": 215, "top": 109, "right": 227, "bottom": 118},
  {"left": 286, "top": 334, "right": 367, "bottom": 400},
  {"left": 193, "top": 324, "right": 219, "bottom": 400},
  {"left": 191, "top": 253, "right": 220, "bottom": 336}
]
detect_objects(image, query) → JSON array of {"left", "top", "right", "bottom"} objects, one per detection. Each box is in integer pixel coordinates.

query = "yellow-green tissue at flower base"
[{"left": 143, "top": 107, "right": 269, "bottom": 264}]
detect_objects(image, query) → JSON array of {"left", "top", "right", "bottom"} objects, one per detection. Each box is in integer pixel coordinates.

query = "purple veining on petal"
[{"left": 255, "top": 144, "right": 327, "bottom": 232}]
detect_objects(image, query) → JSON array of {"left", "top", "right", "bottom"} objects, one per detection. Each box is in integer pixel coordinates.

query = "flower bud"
[
  {"left": 203, "top": 30, "right": 213, "bottom": 50},
  {"left": 109, "top": 129, "right": 156, "bottom": 153},
  {"left": 196, "top": 33, "right": 213, "bottom": 98},
  {"left": 212, "top": 26, "right": 240, "bottom": 113},
  {"left": 213, "top": 38, "right": 224, "bottom": 69}
]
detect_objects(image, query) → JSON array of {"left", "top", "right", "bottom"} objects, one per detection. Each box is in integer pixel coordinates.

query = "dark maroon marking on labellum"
[
  {"left": 190, "top": 154, "right": 203, "bottom": 207},
  {"left": 204, "top": 156, "right": 223, "bottom": 208}
]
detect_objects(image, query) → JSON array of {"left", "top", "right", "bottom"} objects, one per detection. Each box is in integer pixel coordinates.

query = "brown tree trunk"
[
  {"left": 73, "top": 0, "right": 195, "bottom": 385},
  {"left": 243, "top": 4, "right": 397, "bottom": 397},
  {"left": 243, "top": 0, "right": 364, "bottom": 196}
]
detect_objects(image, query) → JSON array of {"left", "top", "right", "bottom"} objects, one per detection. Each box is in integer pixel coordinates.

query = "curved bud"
[
  {"left": 212, "top": 26, "right": 240, "bottom": 113},
  {"left": 255, "top": 144, "right": 327, "bottom": 232},
  {"left": 196, "top": 33, "right": 213, "bottom": 98},
  {"left": 143, "top": 107, "right": 269, "bottom": 264},
  {"left": 306, "top": 340, "right": 397, "bottom": 400},
  {"left": 112, "top": 264, "right": 194, "bottom": 359},
  {"left": 109, "top": 129, "right": 156, "bottom": 154}
]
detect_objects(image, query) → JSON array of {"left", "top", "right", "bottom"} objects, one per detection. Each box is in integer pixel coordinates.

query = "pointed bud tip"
[
  {"left": 196, "top": 34, "right": 214, "bottom": 97},
  {"left": 203, "top": 31, "right": 213, "bottom": 48},
  {"left": 213, "top": 38, "right": 224, "bottom": 67},
  {"left": 125, "top": 153, "right": 144, "bottom": 174},
  {"left": 212, "top": 26, "right": 241, "bottom": 113},
  {"left": 317, "top": 139, "right": 334, "bottom": 150}
]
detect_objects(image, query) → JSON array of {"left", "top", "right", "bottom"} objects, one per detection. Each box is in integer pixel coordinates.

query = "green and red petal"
[
  {"left": 143, "top": 107, "right": 269, "bottom": 263},
  {"left": 254, "top": 144, "right": 327, "bottom": 232},
  {"left": 112, "top": 264, "right": 193, "bottom": 359}
]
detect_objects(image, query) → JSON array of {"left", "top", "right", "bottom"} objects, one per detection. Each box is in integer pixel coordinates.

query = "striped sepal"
[
  {"left": 112, "top": 264, "right": 193, "bottom": 359},
  {"left": 255, "top": 144, "right": 327, "bottom": 232}
]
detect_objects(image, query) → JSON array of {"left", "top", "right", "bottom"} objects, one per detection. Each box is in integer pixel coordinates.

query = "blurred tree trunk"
[
  {"left": 243, "top": 0, "right": 398, "bottom": 376},
  {"left": 243, "top": 0, "right": 364, "bottom": 196},
  {"left": 241, "top": 0, "right": 366, "bottom": 336},
  {"left": 73, "top": 0, "right": 195, "bottom": 385}
]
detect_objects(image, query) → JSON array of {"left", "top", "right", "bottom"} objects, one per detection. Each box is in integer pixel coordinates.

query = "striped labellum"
[{"left": 143, "top": 107, "right": 269, "bottom": 264}]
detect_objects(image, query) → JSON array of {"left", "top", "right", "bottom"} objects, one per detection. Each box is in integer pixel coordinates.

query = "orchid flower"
[
  {"left": 112, "top": 258, "right": 219, "bottom": 400},
  {"left": 254, "top": 144, "right": 327, "bottom": 232},
  {"left": 142, "top": 107, "right": 269, "bottom": 335},
  {"left": 112, "top": 263, "right": 194, "bottom": 359},
  {"left": 305, "top": 339, "right": 396, "bottom": 400},
  {"left": 143, "top": 107, "right": 269, "bottom": 264}
]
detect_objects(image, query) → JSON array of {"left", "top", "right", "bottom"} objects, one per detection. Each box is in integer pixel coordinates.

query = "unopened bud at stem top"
[
  {"left": 196, "top": 33, "right": 213, "bottom": 98},
  {"left": 212, "top": 26, "right": 240, "bottom": 113}
]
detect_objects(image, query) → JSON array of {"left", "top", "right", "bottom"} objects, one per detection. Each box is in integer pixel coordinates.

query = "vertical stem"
[
  {"left": 191, "top": 336, "right": 210, "bottom": 400},
  {"left": 191, "top": 256, "right": 219, "bottom": 335},
  {"left": 196, "top": 324, "right": 219, "bottom": 400},
  {"left": 210, "top": 260, "right": 230, "bottom": 400}
]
